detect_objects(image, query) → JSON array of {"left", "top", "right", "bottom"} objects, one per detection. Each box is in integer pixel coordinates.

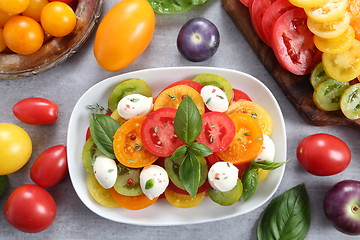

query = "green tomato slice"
[
  {"left": 340, "top": 83, "right": 360, "bottom": 120},
  {"left": 113, "top": 167, "right": 143, "bottom": 197},
  {"left": 313, "top": 79, "right": 349, "bottom": 111},
  {"left": 108, "top": 78, "right": 152, "bottom": 112},
  {"left": 310, "top": 62, "right": 331, "bottom": 88}
]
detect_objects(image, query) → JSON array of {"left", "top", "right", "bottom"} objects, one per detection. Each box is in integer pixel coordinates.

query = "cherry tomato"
[
  {"left": 94, "top": 0, "right": 155, "bottom": 71},
  {"left": 49, "top": 0, "right": 74, "bottom": 3},
  {"left": 296, "top": 133, "right": 351, "bottom": 176},
  {"left": 0, "top": 0, "right": 30, "bottom": 14},
  {"left": 271, "top": 8, "right": 322, "bottom": 75},
  {"left": 3, "top": 15, "right": 44, "bottom": 55},
  {"left": 22, "top": 0, "right": 49, "bottom": 22},
  {"left": 196, "top": 112, "right": 236, "bottom": 152},
  {"left": 13, "top": 97, "right": 58, "bottom": 125},
  {"left": 0, "top": 10, "right": 14, "bottom": 27},
  {"left": 0, "top": 123, "right": 32, "bottom": 175},
  {"left": 110, "top": 188, "right": 157, "bottom": 210},
  {"left": 41, "top": 1, "right": 76, "bottom": 37},
  {"left": 30, "top": 145, "right": 67, "bottom": 188},
  {"left": 4, "top": 184, "right": 56, "bottom": 233},
  {"left": 0, "top": 28, "right": 6, "bottom": 52},
  {"left": 141, "top": 108, "right": 185, "bottom": 157}
]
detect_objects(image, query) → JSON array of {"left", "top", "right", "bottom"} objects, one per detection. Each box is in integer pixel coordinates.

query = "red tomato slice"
[
  {"left": 196, "top": 112, "right": 236, "bottom": 152},
  {"left": 163, "top": 80, "right": 204, "bottom": 93},
  {"left": 261, "top": 0, "right": 297, "bottom": 46},
  {"left": 232, "top": 88, "right": 252, "bottom": 102},
  {"left": 250, "top": 0, "right": 278, "bottom": 46},
  {"left": 206, "top": 153, "right": 221, "bottom": 167},
  {"left": 271, "top": 8, "right": 322, "bottom": 75},
  {"left": 141, "top": 108, "right": 185, "bottom": 157}
]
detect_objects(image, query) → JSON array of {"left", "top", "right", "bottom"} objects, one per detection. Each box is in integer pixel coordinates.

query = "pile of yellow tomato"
[{"left": 0, "top": 0, "right": 77, "bottom": 55}]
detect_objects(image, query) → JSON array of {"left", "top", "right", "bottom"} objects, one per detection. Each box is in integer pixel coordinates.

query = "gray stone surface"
[{"left": 0, "top": 0, "right": 359, "bottom": 239}]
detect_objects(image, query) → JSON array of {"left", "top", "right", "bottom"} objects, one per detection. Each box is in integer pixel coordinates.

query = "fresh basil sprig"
[
  {"left": 89, "top": 113, "right": 121, "bottom": 159},
  {"left": 171, "top": 95, "right": 212, "bottom": 197},
  {"left": 257, "top": 184, "right": 311, "bottom": 240},
  {"left": 148, "top": 0, "right": 209, "bottom": 14},
  {"left": 242, "top": 159, "right": 290, "bottom": 201}
]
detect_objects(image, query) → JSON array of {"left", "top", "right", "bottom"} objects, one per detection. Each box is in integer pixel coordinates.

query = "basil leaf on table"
[
  {"left": 188, "top": 142, "right": 212, "bottom": 157},
  {"left": 179, "top": 154, "right": 200, "bottom": 198},
  {"left": 89, "top": 113, "right": 121, "bottom": 159},
  {"left": 148, "top": 0, "right": 209, "bottom": 14},
  {"left": 174, "top": 95, "right": 202, "bottom": 144},
  {"left": 241, "top": 165, "right": 258, "bottom": 201},
  {"left": 257, "top": 184, "right": 311, "bottom": 240}
]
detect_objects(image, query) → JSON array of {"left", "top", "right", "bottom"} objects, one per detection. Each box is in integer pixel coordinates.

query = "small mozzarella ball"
[
  {"left": 208, "top": 161, "right": 239, "bottom": 192},
  {"left": 117, "top": 94, "right": 153, "bottom": 119},
  {"left": 93, "top": 155, "right": 118, "bottom": 189},
  {"left": 140, "top": 165, "right": 169, "bottom": 200},
  {"left": 200, "top": 85, "right": 229, "bottom": 112},
  {"left": 254, "top": 135, "right": 275, "bottom": 162}
]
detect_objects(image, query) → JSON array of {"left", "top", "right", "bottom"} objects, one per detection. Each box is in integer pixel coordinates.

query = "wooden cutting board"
[{"left": 222, "top": 0, "right": 360, "bottom": 130}]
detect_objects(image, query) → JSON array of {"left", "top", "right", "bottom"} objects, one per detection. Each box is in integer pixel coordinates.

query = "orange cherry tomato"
[
  {"left": 3, "top": 15, "right": 44, "bottom": 55},
  {"left": 217, "top": 113, "right": 263, "bottom": 164},
  {"left": 113, "top": 117, "right": 158, "bottom": 168},
  {"left": 0, "top": 28, "right": 6, "bottom": 52},
  {"left": 94, "top": 0, "right": 155, "bottom": 71},
  {"left": 22, "top": 0, "right": 49, "bottom": 22},
  {"left": 0, "top": 10, "right": 14, "bottom": 27},
  {"left": 40, "top": 1, "right": 76, "bottom": 37},
  {"left": 110, "top": 188, "right": 157, "bottom": 210},
  {"left": 0, "top": 0, "right": 30, "bottom": 14},
  {"left": 154, "top": 85, "right": 205, "bottom": 114}
]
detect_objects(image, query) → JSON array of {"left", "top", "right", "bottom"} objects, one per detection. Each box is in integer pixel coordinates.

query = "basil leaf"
[
  {"left": 257, "top": 184, "right": 311, "bottom": 240},
  {"left": 179, "top": 154, "right": 200, "bottom": 197},
  {"left": 253, "top": 159, "right": 290, "bottom": 170},
  {"left": 242, "top": 166, "right": 258, "bottom": 201},
  {"left": 169, "top": 145, "right": 188, "bottom": 160},
  {"left": 188, "top": 142, "right": 212, "bottom": 157},
  {"left": 90, "top": 113, "right": 121, "bottom": 159},
  {"left": 174, "top": 95, "right": 202, "bottom": 144},
  {"left": 148, "top": 0, "right": 209, "bottom": 14}
]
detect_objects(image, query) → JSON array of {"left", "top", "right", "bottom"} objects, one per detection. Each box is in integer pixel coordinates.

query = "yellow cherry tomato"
[
  {"left": 94, "top": 0, "right": 155, "bottom": 71},
  {"left": 41, "top": 2, "right": 76, "bottom": 37},
  {"left": 289, "top": 0, "right": 329, "bottom": 8},
  {"left": 304, "top": 0, "right": 348, "bottom": 22},
  {"left": 0, "top": 0, "right": 30, "bottom": 14},
  {"left": 3, "top": 15, "right": 44, "bottom": 55},
  {"left": 22, "top": 0, "right": 49, "bottom": 22},
  {"left": 86, "top": 174, "right": 120, "bottom": 208},
  {"left": 313, "top": 26, "right": 355, "bottom": 53},
  {"left": 0, "top": 123, "right": 32, "bottom": 175},
  {"left": 0, "top": 10, "right": 15, "bottom": 27},
  {"left": 164, "top": 188, "right": 205, "bottom": 208},
  {"left": 0, "top": 28, "right": 6, "bottom": 52}
]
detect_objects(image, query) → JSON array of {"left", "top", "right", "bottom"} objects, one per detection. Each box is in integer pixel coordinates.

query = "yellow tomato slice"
[
  {"left": 164, "top": 188, "right": 205, "bottom": 208},
  {"left": 323, "top": 39, "right": 360, "bottom": 81},
  {"left": 110, "top": 108, "right": 127, "bottom": 124},
  {"left": 258, "top": 169, "right": 270, "bottom": 182},
  {"left": 225, "top": 100, "right": 273, "bottom": 136},
  {"left": 307, "top": 11, "right": 351, "bottom": 39},
  {"left": 289, "top": 0, "right": 329, "bottom": 8},
  {"left": 305, "top": 0, "right": 348, "bottom": 22},
  {"left": 154, "top": 85, "right": 205, "bottom": 114},
  {"left": 86, "top": 174, "right": 121, "bottom": 208},
  {"left": 314, "top": 26, "right": 355, "bottom": 54}
]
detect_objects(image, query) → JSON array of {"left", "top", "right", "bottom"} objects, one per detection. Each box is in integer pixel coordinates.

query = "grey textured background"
[{"left": 1, "top": 0, "right": 359, "bottom": 239}]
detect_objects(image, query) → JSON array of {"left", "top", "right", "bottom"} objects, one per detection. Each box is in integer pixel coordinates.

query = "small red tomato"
[
  {"left": 13, "top": 97, "right": 58, "bottom": 125},
  {"left": 30, "top": 145, "right": 67, "bottom": 188},
  {"left": 4, "top": 184, "right": 56, "bottom": 233},
  {"left": 296, "top": 133, "right": 351, "bottom": 176}
]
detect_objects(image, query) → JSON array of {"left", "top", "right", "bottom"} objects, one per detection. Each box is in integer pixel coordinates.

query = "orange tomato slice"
[
  {"left": 217, "top": 113, "right": 263, "bottom": 164},
  {"left": 110, "top": 188, "right": 157, "bottom": 210},
  {"left": 113, "top": 117, "right": 158, "bottom": 168},
  {"left": 154, "top": 85, "right": 205, "bottom": 114},
  {"left": 164, "top": 188, "right": 205, "bottom": 208}
]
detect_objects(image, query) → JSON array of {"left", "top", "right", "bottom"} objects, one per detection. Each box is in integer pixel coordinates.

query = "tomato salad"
[{"left": 82, "top": 74, "right": 287, "bottom": 210}]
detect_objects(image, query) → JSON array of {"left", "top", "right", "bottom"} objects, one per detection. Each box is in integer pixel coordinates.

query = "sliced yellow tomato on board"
[
  {"left": 304, "top": 0, "right": 348, "bottom": 22},
  {"left": 340, "top": 83, "right": 360, "bottom": 119},
  {"left": 323, "top": 39, "right": 360, "bottom": 81},
  {"left": 289, "top": 0, "right": 329, "bottom": 8},
  {"left": 86, "top": 174, "right": 120, "bottom": 208},
  {"left": 164, "top": 188, "right": 205, "bottom": 208},
  {"left": 314, "top": 26, "right": 355, "bottom": 54},
  {"left": 225, "top": 100, "right": 273, "bottom": 136},
  {"left": 307, "top": 11, "right": 351, "bottom": 38}
]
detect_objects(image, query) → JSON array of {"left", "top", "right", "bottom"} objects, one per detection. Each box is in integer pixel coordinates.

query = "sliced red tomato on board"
[
  {"left": 232, "top": 88, "right": 252, "bottom": 102},
  {"left": 261, "top": 0, "right": 297, "bottom": 46},
  {"left": 271, "top": 8, "right": 322, "bottom": 75},
  {"left": 196, "top": 112, "right": 236, "bottom": 152},
  {"left": 162, "top": 80, "right": 204, "bottom": 93},
  {"left": 141, "top": 108, "right": 185, "bottom": 157},
  {"left": 250, "top": 0, "right": 278, "bottom": 46}
]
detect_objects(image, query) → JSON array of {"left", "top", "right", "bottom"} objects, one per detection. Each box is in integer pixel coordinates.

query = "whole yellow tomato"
[
  {"left": 0, "top": 28, "right": 6, "bottom": 52},
  {"left": 22, "top": 0, "right": 49, "bottom": 22},
  {"left": 0, "top": 123, "right": 32, "bottom": 175},
  {"left": 94, "top": 0, "right": 155, "bottom": 72},
  {"left": 0, "top": 0, "right": 30, "bottom": 14}
]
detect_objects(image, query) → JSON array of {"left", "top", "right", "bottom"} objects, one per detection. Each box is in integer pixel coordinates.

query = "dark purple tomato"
[
  {"left": 177, "top": 17, "right": 220, "bottom": 62},
  {"left": 323, "top": 180, "right": 360, "bottom": 235}
]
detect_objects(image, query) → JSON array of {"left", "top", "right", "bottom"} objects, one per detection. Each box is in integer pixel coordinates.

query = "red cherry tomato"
[
  {"left": 30, "top": 145, "right": 67, "bottom": 188},
  {"left": 296, "top": 133, "right": 351, "bottom": 176},
  {"left": 4, "top": 184, "right": 56, "bottom": 233},
  {"left": 13, "top": 97, "right": 58, "bottom": 125}
]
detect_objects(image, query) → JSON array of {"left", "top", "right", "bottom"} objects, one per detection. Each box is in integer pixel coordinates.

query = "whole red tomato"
[
  {"left": 30, "top": 145, "right": 68, "bottom": 188},
  {"left": 13, "top": 97, "right": 58, "bottom": 125},
  {"left": 296, "top": 133, "right": 351, "bottom": 176},
  {"left": 4, "top": 184, "right": 56, "bottom": 233}
]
